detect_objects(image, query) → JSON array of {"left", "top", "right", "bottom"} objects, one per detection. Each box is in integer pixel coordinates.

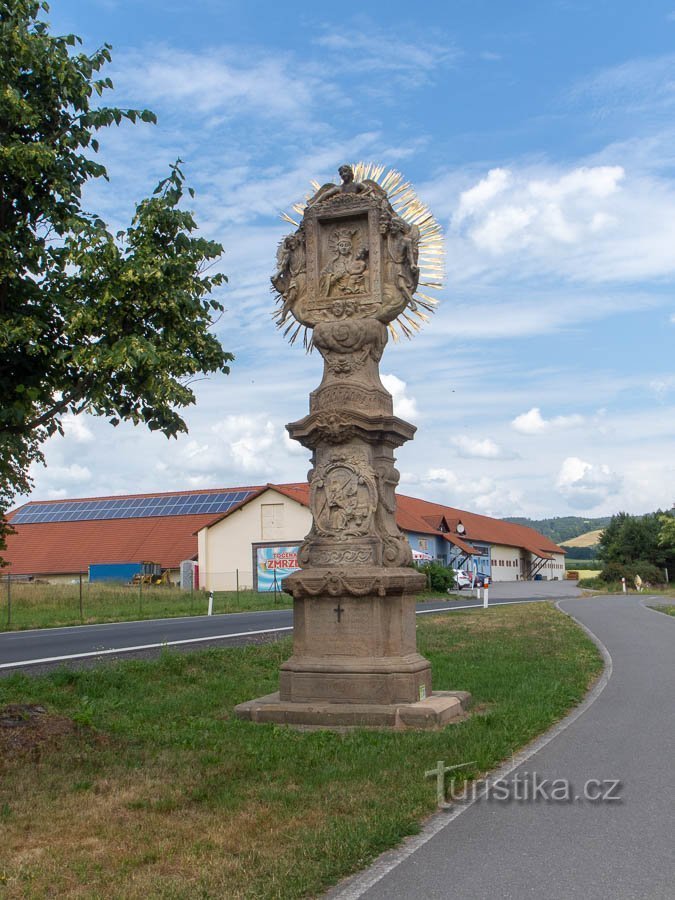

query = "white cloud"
[
  {"left": 115, "top": 47, "right": 319, "bottom": 120},
  {"left": 453, "top": 165, "right": 624, "bottom": 257},
  {"left": 450, "top": 435, "right": 514, "bottom": 459},
  {"left": 556, "top": 457, "right": 622, "bottom": 510},
  {"left": 61, "top": 414, "right": 95, "bottom": 444},
  {"left": 571, "top": 54, "right": 675, "bottom": 117},
  {"left": 649, "top": 376, "right": 675, "bottom": 399},
  {"left": 456, "top": 168, "right": 511, "bottom": 223},
  {"left": 313, "top": 25, "right": 458, "bottom": 83},
  {"left": 512, "top": 407, "right": 584, "bottom": 435},
  {"left": 445, "top": 157, "right": 675, "bottom": 284},
  {"left": 381, "top": 373, "right": 419, "bottom": 421},
  {"left": 401, "top": 468, "right": 525, "bottom": 517}
]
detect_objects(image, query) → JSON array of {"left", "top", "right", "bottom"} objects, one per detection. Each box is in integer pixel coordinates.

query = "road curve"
[{"left": 329, "top": 594, "right": 675, "bottom": 900}]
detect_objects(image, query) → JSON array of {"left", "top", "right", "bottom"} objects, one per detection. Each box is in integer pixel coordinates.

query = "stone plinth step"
[{"left": 233, "top": 690, "right": 471, "bottom": 731}]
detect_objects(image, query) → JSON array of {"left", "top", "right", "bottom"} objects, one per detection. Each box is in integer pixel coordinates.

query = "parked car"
[
  {"left": 450, "top": 569, "right": 491, "bottom": 590},
  {"left": 451, "top": 569, "right": 475, "bottom": 590}
]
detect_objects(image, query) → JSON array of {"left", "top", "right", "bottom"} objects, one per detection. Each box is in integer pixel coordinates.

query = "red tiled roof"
[
  {"left": 3, "top": 514, "right": 215, "bottom": 575},
  {"left": 395, "top": 493, "right": 564, "bottom": 558},
  {"left": 3, "top": 482, "right": 563, "bottom": 576}
]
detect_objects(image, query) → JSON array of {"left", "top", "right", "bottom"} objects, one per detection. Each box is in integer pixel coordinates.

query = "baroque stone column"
[{"left": 235, "top": 165, "right": 470, "bottom": 729}]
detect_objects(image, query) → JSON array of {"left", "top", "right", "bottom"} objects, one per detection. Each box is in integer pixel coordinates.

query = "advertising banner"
[{"left": 255, "top": 545, "right": 301, "bottom": 592}]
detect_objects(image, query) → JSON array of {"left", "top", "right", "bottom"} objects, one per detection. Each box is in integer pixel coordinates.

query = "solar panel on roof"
[{"left": 12, "top": 488, "right": 255, "bottom": 525}]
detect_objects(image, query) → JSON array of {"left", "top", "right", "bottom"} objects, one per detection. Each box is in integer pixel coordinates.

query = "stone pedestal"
[
  {"left": 279, "top": 568, "right": 431, "bottom": 705},
  {"left": 233, "top": 165, "right": 470, "bottom": 730}
]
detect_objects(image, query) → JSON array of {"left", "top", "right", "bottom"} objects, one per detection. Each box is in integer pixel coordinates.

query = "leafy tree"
[
  {"left": 414, "top": 561, "right": 455, "bottom": 592},
  {"left": 0, "top": 1, "right": 233, "bottom": 557},
  {"left": 658, "top": 513, "right": 675, "bottom": 551},
  {"left": 598, "top": 511, "right": 669, "bottom": 570},
  {"left": 658, "top": 513, "right": 675, "bottom": 576}
]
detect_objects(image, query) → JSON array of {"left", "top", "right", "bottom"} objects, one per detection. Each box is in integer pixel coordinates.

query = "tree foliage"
[
  {"left": 0, "top": 1, "right": 233, "bottom": 555},
  {"left": 503, "top": 515, "right": 611, "bottom": 545},
  {"left": 414, "top": 561, "right": 455, "bottom": 592},
  {"left": 598, "top": 510, "right": 675, "bottom": 578}
]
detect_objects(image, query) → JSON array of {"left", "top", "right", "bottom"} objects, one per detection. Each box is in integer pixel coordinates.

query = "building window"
[{"left": 261, "top": 503, "right": 284, "bottom": 540}]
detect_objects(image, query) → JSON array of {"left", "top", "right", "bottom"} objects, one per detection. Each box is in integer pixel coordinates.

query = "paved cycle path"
[{"left": 331, "top": 595, "right": 674, "bottom": 900}]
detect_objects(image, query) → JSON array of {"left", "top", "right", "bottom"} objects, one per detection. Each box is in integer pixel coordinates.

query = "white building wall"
[
  {"left": 198, "top": 489, "right": 312, "bottom": 591},
  {"left": 485, "top": 547, "right": 565, "bottom": 582},
  {"left": 538, "top": 553, "right": 566, "bottom": 581},
  {"left": 489, "top": 545, "right": 522, "bottom": 582}
]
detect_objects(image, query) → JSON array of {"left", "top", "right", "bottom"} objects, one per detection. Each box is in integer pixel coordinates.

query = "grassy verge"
[
  {"left": 578, "top": 578, "right": 675, "bottom": 595},
  {"left": 0, "top": 584, "right": 452, "bottom": 633},
  {"left": 647, "top": 604, "right": 675, "bottom": 616},
  {"left": 0, "top": 582, "right": 292, "bottom": 632},
  {"left": 0, "top": 602, "right": 602, "bottom": 899}
]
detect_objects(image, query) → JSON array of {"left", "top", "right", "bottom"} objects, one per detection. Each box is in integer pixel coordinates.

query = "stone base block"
[
  {"left": 279, "top": 653, "right": 432, "bottom": 705},
  {"left": 233, "top": 690, "right": 471, "bottom": 731}
]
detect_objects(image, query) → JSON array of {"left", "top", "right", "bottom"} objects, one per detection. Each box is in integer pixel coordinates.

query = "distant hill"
[
  {"left": 502, "top": 515, "right": 611, "bottom": 546},
  {"left": 562, "top": 529, "right": 604, "bottom": 548}
]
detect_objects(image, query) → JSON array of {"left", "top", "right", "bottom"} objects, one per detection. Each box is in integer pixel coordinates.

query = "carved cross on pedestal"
[{"left": 334, "top": 602, "right": 344, "bottom": 623}]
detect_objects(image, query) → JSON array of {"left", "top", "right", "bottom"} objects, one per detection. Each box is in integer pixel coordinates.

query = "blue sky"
[{"left": 27, "top": 0, "right": 675, "bottom": 518}]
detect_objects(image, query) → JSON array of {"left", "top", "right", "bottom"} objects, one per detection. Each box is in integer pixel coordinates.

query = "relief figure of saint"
[{"left": 320, "top": 228, "right": 369, "bottom": 298}]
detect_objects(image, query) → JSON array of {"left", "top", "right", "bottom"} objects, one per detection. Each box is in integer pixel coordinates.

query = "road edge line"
[
  {"left": 326, "top": 597, "right": 613, "bottom": 900},
  {"left": 0, "top": 626, "right": 293, "bottom": 670}
]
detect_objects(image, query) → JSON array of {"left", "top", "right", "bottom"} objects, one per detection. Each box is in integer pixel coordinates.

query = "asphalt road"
[
  {"left": 0, "top": 581, "right": 581, "bottom": 671},
  {"left": 329, "top": 594, "right": 675, "bottom": 900}
]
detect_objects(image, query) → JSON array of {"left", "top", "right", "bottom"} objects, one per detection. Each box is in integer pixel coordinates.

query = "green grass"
[
  {"left": 578, "top": 578, "right": 675, "bottom": 595},
  {"left": 565, "top": 559, "right": 601, "bottom": 570},
  {"left": 0, "top": 602, "right": 602, "bottom": 899},
  {"left": 648, "top": 604, "right": 675, "bottom": 616},
  {"left": 0, "top": 581, "right": 292, "bottom": 631},
  {"left": 0, "top": 582, "right": 451, "bottom": 632}
]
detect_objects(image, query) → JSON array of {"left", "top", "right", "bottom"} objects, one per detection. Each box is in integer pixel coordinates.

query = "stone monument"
[{"left": 235, "top": 164, "right": 470, "bottom": 729}]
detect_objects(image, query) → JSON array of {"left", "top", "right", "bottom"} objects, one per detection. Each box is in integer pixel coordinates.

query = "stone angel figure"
[
  {"left": 271, "top": 229, "right": 306, "bottom": 324},
  {"left": 308, "top": 164, "right": 388, "bottom": 206},
  {"left": 384, "top": 217, "right": 420, "bottom": 311}
]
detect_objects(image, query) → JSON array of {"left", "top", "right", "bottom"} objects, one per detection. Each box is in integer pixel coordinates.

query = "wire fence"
[{"left": 1, "top": 570, "right": 291, "bottom": 631}]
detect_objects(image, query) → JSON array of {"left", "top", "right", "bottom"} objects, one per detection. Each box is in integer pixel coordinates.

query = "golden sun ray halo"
[{"left": 279, "top": 162, "right": 445, "bottom": 343}]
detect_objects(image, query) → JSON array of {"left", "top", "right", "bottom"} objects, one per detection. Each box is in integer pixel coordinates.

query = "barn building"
[{"left": 5, "top": 484, "right": 565, "bottom": 589}]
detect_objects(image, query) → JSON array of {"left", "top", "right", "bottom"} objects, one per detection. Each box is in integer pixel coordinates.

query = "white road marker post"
[
  {"left": 483, "top": 579, "right": 489, "bottom": 609},
  {"left": 207, "top": 591, "right": 214, "bottom": 616}
]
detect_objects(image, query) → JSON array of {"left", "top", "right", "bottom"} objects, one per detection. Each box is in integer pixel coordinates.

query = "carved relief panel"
[{"left": 310, "top": 446, "right": 378, "bottom": 540}]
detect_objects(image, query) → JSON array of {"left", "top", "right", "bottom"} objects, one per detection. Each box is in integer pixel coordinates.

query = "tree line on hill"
[
  {"left": 506, "top": 510, "right": 675, "bottom": 586},
  {"left": 502, "top": 515, "right": 611, "bottom": 546}
]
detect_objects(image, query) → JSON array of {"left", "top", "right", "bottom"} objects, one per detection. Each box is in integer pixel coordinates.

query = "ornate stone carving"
[
  {"left": 319, "top": 225, "right": 369, "bottom": 298},
  {"left": 307, "top": 164, "right": 387, "bottom": 207},
  {"left": 310, "top": 384, "right": 392, "bottom": 415},
  {"left": 284, "top": 567, "right": 427, "bottom": 600},
  {"left": 272, "top": 228, "right": 306, "bottom": 326},
  {"left": 309, "top": 413, "right": 355, "bottom": 444},
  {"left": 272, "top": 166, "right": 422, "bottom": 328},
  {"left": 310, "top": 448, "right": 378, "bottom": 540},
  {"left": 309, "top": 546, "right": 376, "bottom": 567}
]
